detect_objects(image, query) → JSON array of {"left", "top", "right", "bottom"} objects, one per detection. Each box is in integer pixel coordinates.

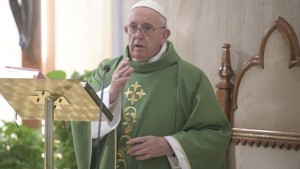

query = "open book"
[
  {"left": 0, "top": 66, "right": 45, "bottom": 79},
  {"left": 0, "top": 66, "right": 45, "bottom": 122}
]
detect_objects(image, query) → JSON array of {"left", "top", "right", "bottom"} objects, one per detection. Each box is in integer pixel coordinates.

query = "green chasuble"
[{"left": 72, "top": 41, "right": 232, "bottom": 169}]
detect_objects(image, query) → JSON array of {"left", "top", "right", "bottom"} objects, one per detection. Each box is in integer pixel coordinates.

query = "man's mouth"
[{"left": 134, "top": 44, "right": 144, "bottom": 48}]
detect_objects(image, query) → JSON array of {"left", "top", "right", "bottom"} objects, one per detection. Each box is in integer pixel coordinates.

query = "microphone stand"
[{"left": 95, "top": 65, "right": 110, "bottom": 169}]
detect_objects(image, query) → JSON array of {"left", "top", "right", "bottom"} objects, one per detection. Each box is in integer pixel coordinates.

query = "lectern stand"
[{"left": 0, "top": 78, "right": 112, "bottom": 169}]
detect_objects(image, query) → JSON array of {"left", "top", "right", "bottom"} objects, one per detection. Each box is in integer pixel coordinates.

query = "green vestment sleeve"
[
  {"left": 71, "top": 121, "right": 92, "bottom": 169},
  {"left": 172, "top": 62, "right": 232, "bottom": 168}
]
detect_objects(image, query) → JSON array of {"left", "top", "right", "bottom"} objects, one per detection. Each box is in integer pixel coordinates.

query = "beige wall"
[{"left": 121, "top": 0, "right": 300, "bottom": 87}]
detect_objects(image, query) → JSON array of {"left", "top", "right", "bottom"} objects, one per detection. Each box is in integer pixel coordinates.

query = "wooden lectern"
[{"left": 0, "top": 78, "right": 112, "bottom": 169}]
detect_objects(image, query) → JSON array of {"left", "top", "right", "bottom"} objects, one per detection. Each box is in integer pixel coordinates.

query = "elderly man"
[{"left": 72, "top": 1, "right": 232, "bottom": 169}]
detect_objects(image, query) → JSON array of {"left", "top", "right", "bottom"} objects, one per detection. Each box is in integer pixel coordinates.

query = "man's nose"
[{"left": 134, "top": 28, "right": 144, "bottom": 36}]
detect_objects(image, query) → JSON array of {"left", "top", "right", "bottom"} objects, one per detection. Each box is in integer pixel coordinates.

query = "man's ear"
[
  {"left": 124, "top": 26, "right": 128, "bottom": 34},
  {"left": 161, "top": 28, "right": 171, "bottom": 44},
  {"left": 163, "top": 28, "right": 171, "bottom": 39}
]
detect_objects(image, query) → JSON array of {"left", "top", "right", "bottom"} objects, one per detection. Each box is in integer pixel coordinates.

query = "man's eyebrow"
[
  {"left": 128, "top": 22, "right": 153, "bottom": 26},
  {"left": 142, "top": 23, "right": 153, "bottom": 27}
]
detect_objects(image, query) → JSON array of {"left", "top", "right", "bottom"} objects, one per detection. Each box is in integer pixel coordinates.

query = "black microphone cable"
[{"left": 95, "top": 65, "right": 110, "bottom": 169}]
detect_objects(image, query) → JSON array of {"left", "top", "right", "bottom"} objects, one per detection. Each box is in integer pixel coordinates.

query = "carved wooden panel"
[{"left": 216, "top": 17, "right": 300, "bottom": 150}]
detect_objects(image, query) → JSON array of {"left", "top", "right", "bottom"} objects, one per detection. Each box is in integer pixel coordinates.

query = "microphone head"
[{"left": 103, "top": 65, "right": 111, "bottom": 72}]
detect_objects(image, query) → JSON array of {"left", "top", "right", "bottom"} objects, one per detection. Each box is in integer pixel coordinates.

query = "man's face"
[{"left": 126, "top": 7, "right": 168, "bottom": 63}]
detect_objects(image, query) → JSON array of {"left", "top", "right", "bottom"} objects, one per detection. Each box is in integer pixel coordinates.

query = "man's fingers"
[
  {"left": 109, "top": 58, "right": 133, "bottom": 103},
  {"left": 113, "top": 59, "right": 133, "bottom": 81},
  {"left": 115, "top": 58, "right": 130, "bottom": 72},
  {"left": 128, "top": 136, "right": 147, "bottom": 144},
  {"left": 136, "top": 154, "right": 151, "bottom": 160},
  {"left": 115, "top": 66, "right": 131, "bottom": 78},
  {"left": 127, "top": 142, "right": 145, "bottom": 154},
  {"left": 126, "top": 136, "right": 174, "bottom": 160}
]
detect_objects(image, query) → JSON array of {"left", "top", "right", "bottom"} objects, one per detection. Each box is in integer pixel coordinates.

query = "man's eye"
[
  {"left": 129, "top": 25, "right": 137, "bottom": 29},
  {"left": 143, "top": 26, "right": 153, "bottom": 32}
]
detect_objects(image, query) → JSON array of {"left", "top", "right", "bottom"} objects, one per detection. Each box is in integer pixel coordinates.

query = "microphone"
[
  {"left": 95, "top": 64, "right": 110, "bottom": 169},
  {"left": 103, "top": 65, "right": 110, "bottom": 72}
]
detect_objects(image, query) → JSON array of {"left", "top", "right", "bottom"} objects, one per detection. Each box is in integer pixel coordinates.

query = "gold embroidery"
[
  {"left": 116, "top": 148, "right": 127, "bottom": 169},
  {"left": 124, "top": 81, "right": 146, "bottom": 105},
  {"left": 117, "top": 81, "right": 146, "bottom": 169},
  {"left": 116, "top": 106, "right": 137, "bottom": 169}
]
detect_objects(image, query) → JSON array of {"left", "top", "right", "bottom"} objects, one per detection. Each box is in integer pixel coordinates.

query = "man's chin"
[
  {"left": 132, "top": 57, "right": 149, "bottom": 63},
  {"left": 132, "top": 53, "right": 148, "bottom": 63}
]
